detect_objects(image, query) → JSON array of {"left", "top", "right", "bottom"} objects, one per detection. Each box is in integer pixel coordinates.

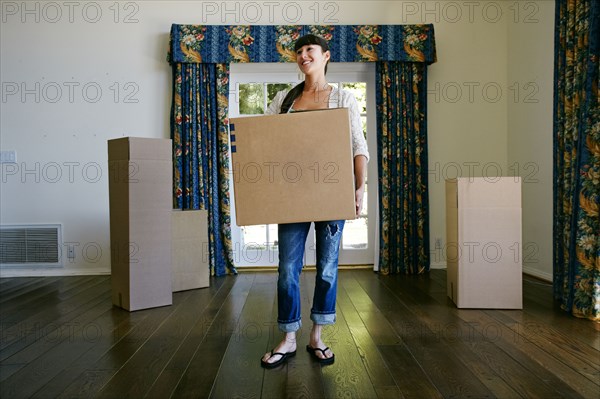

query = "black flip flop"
[
  {"left": 260, "top": 349, "right": 296, "bottom": 369},
  {"left": 306, "top": 345, "right": 335, "bottom": 365}
]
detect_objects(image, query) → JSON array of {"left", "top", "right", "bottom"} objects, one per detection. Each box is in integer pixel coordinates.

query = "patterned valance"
[{"left": 169, "top": 24, "right": 436, "bottom": 64}]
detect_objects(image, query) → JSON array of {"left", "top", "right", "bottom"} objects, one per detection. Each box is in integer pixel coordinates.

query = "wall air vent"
[{"left": 0, "top": 225, "right": 62, "bottom": 267}]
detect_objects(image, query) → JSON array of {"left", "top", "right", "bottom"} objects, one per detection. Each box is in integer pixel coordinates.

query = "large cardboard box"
[
  {"left": 108, "top": 137, "right": 173, "bottom": 311},
  {"left": 229, "top": 108, "right": 356, "bottom": 226},
  {"left": 446, "top": 177, "right": 522, "bottom": 309},
  {"left": 171, "top": 209, "right": 210, "bottom": 291}
]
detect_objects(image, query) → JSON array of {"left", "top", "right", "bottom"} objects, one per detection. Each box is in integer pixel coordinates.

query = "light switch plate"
[{"left": 0, "top": 150, "right": 17, "bottom": 163}]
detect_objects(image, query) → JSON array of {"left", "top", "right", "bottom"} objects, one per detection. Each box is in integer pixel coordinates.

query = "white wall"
[
  {"left": 424, "top": 2, "right": 509, "bottom": 268},
  {"left": 507, "top": 1, "right": 555, "bottom": 281},
  {"left": 0, "top": 1, "right": 554, "bottom": 278}
]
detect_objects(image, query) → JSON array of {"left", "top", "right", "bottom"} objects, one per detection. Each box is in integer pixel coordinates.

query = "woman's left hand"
[
  {"left": 353, "top": 155, "right": 368, "bottom": 218},
  {"left": 355, "top": 185, "right": 365, "bottom": 217}
]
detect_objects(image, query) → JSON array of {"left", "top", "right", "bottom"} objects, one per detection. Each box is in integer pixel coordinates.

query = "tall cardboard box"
[
  {"left": 108, "top": 137, "right": 173, "bottom": 311},
  {"left": 229, "top": 108, "right": 356, "bottom": 226},
  {"left": 446, "top": 177, "right": 522, "bottom": 309},
  {"left": 171, "top": 209, "right": 210, "bottom": 291}
]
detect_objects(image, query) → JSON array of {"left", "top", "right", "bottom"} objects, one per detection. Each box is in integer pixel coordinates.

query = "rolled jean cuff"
[
  {"left": 311, "top": 312, "right": 336, "bottom": 325},
  {"left": 278, "top": 319, "right": 301, "bottom": 333}
]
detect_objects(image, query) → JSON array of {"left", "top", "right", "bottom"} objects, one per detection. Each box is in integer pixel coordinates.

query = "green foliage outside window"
[
  {"left": 267, "top": 83, "right": 293, "bottom": 104},
  {"left": 239, "top": 83, "right": 264, "bottom": 114}
]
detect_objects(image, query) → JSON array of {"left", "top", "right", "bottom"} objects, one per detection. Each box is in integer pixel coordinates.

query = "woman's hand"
[
  {"left": 355, "top": 184, "right": 365, "bottom": 217},
  {"left": 353, "top": 155, "right": 368, "bottom": 218}
]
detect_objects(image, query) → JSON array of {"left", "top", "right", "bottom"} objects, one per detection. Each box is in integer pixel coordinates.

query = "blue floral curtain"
[
  {"left": 171, "top": 63, "right": 236, "bottom": 276},
  {"left": 169, "top": 24, "right": 436, "bottom": 276},
  {"left": 376, "top": 61, "right": 430, "bottom": 275},
  {"left": 553, "top": 0, "right": 599, "bottom": 321},
  {"left": 169, "top": 25, "right": 436, "bottom": 64}
]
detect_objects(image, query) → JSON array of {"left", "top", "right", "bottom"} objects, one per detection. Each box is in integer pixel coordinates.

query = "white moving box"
[
  {"left": 446, "top": 177, "right": 522, "bottom": 309},
  {"left": 171, "top": 209, "right": 210, "bottom": 291},
  {"left": 108, "top": 137, "right": 173, "bottom": 311}
]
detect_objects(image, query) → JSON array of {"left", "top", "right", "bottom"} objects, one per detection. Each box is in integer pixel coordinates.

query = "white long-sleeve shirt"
[{"left": 265, "top": 86, "right": 370, "bottom": 162}]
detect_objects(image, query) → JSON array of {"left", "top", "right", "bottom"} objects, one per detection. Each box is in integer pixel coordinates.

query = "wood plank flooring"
[{"left": 0, "top": 270, "right": 598, "bottom": 398}]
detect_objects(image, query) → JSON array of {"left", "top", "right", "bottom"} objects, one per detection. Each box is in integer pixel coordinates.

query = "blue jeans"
[{"left": 277, "top": 220, "right": 345, "bottom": 332}]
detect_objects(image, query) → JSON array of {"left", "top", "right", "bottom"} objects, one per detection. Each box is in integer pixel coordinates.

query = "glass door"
[
  {"left": 229, "top": 64, "right": 298, "bottom": 267},
  {"left": 304, "top": 64, "right": 377, "bottom": 266},
  {"left": 229, "top": 63, "right": 377, "bottom": 268}
]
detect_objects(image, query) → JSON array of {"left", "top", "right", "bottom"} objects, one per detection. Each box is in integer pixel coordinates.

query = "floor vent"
[{"left": 0, "top": 225, "right": 62, "bottom": 267}]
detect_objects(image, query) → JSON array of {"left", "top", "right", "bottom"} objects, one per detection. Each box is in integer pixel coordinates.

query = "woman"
[{"left": 260, "top": 34, "right": 369, "bottom": 368}]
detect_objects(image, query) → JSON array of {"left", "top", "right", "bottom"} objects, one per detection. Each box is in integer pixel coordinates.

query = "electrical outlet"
[
  {"left": 435, "top": 238, "right": 442, "bottom": 248},
  {"left": 68, "top": 245, "right": 75, "bottom": 259}
]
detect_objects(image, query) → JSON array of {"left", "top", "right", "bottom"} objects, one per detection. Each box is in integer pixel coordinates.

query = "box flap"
[
  {"left": 457, "top": 177, "right": 521, "bottom": 208},
  {"left": 108, "top": 137, "right": 172, "bottom": 161}
]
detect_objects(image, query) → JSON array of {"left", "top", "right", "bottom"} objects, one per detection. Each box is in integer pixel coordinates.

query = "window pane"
[
  {"left": 361, "top": 116, "right": 367, "bottom": 140},
  {"left": 343, "top": 215, "right": 368, "bottom": 249},
  {"left": 267, "top": 83, "right": 293, "bottom": 104},
  {"left": 241, "top": 225, "right": 266, "bottom": 250},
  {"left": 361, "top": 187, "right": 368, "bottom": 217},
  {"left": 267, "top": 224, "right": 279, "bottom": 248},
  {"left": 343, "top": 167, "right": 368, "bottom": 249},
  {"left": 238, "top": 83, "right": 292, "bottom": 260},
  {"left": 239, "top": 83, "right": 264, "bottom": 114},
  {"left": 342, "top": 82, "right": 366, "bottom": 114}
]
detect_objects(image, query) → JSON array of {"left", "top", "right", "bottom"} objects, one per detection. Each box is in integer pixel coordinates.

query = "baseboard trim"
[
  {"left": 522, "top": 266, "right": 553, "bottom": 282},
  {"left": 0, "top": 268, "right": 111, "bottom": 278},
  {"left": 237, "top": 265, "right": 375, "bottom": 273},
  {"left": 424, "top": 262, "right": 553, "bottom": 282},
  {"left": 430, "top": 262, "right": 446, "bottom": 270}
]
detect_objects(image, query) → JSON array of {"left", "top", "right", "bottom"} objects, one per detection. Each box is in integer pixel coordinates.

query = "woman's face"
[{"left": 296, "top": 44, "right": 330, "bottom": 75}]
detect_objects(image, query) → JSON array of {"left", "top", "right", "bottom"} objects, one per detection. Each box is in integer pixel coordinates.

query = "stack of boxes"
[{"left": 108, "top": 137, "right": 209, "bottom": 312}]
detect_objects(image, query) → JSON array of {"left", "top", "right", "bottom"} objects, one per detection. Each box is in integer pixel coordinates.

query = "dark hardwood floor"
[{"left": 0, "top": 270, "right": 598, "bottom": 398}]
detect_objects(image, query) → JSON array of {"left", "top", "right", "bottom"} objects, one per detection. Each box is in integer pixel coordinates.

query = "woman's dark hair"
[
  {"left": 280, "top": 34, "right": 330, "bottom": 114},
  {"left": 294, "top": 34, "right": 329, "bottom": 53}
]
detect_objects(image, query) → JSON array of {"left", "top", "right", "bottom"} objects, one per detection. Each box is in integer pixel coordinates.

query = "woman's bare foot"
[
  {"left": 308, "top": 324, "right": 334, "bottom": 360},
  {"left": 262, "top": 332, "right": 297, "bottom": 365},
  {"left": 307, "top": 338, "right": 334, "bottom": 360}
]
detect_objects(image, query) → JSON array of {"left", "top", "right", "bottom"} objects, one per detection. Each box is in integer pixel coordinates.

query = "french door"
[{"left": 228, "top": 63, "right": 377, "bottom": 268}]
